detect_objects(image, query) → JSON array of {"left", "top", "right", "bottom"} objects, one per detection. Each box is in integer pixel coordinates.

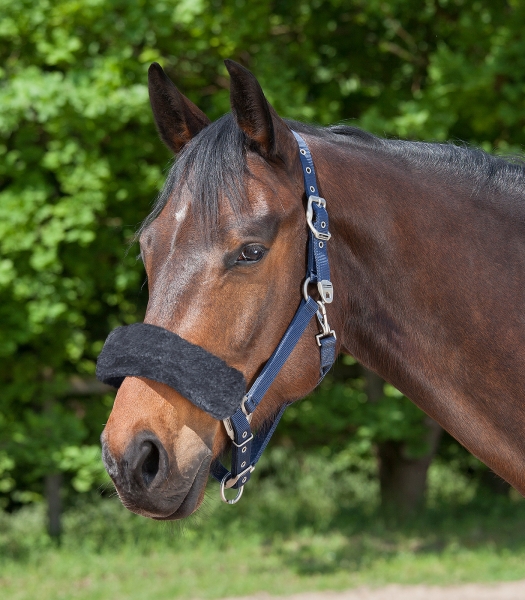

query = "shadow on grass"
[{"left": 273, "top": 495, "right": 525, "bottom": 576}]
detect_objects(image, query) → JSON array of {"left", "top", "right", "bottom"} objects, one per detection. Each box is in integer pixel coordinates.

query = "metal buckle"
[
  {"left": 304, "top": 277, "right": 334, "bottom": 304},
  {"left": 222, "top": 395, "right": 253, "bottom": 441},
  {"left": 302, "top": 277, "right": 311, "bottom": 301},
  {"left": 309, "top": 194, "right": 326, "bottom": 208},
  {"left": 241, "top": 395, "right": 253, "bottom": 421},
  {"left": 318, "top": 280, "right": 333, "bottom": 303},
  {"left": 233, "top": 433, "right": 254, "bottom": 448},
  {"left": 306, "top": 196, "right": 331, "bottom": 241},
  {"left": 222, "top": 465, "right": 254, "bottom": 491}
]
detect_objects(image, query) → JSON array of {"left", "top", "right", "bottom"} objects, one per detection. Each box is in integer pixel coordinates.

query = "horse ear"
[
  {"left": 225, "top": 59, "right": 294, "bottom": 160},
  {"left": 148, "top": 63, "right": 210, "bottom": 154}
]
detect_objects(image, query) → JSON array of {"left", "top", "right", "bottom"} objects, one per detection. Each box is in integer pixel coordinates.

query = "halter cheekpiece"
[{"left": 96, "top": 131, "right": 336, "bottom": 504}]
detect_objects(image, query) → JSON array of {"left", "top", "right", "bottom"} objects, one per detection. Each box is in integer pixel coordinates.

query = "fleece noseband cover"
[{"left": 96, "top": 323, "right": 246, "bottom": 421}]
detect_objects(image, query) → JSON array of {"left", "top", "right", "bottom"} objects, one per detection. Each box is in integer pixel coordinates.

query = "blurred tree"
[
  {"left": 364, "top": 370, "right": 442, "bottom": 517},
  {"left": 278, "top": 360, "right": 442, "bottom": 516},
  {"left": 1, "top": 0, "right": 524, "bottom": 521}
]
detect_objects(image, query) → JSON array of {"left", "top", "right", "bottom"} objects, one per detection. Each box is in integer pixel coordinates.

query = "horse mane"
[
  {"left": 292, "top": 120, "right": 525, "bottom": 199},
  {"left": 139, "top": 115, "right": 525, "bottom": 237}
]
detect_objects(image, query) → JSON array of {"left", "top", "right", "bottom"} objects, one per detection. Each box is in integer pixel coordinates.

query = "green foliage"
[
  {"left": 2, "top": 0, "right": 524, "bottom": 507},
  {"left": 279, "top": 357, "right": 429, "bottom": 459},
  {"left": 57, "top": 445, "right": 110, "bottom": 492}
]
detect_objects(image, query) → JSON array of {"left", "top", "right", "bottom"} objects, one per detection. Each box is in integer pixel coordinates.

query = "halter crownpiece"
[{"left": 95, "top": 130, "right": 336, "bottom": 504}]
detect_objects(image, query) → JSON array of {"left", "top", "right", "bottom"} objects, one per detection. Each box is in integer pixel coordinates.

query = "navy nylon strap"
[
  {"left": 293, "top": 131, "right": 320, "bottom": 195},
  {"left": 211, "top": 297, "right": 319, "bottom": 490},
  {"left": 320, "top": 335, "right": 337, "bottom": 377},
  {"left": 212, "top": 131, "right": 337, "bottom": 498},
  {"left": 293, "top": 131, "right": 331, "bottom": 291},
  {"left": 244, "top": 297, "right": 319, "bottom": 412},
  {"left": 211, "top": 403, "right": 289, "bottom": 486}
]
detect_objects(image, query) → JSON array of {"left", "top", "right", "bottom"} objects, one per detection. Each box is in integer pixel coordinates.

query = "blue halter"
[{"left": 211, "top": 131, "right": 337, "bottom": 503}]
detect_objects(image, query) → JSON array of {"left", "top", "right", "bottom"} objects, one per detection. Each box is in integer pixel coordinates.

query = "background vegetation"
[{"left": 1, "top": 0, "right": 525, "bottom": 596}]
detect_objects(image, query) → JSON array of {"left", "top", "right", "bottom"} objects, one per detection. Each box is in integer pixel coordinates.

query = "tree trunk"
[
  {"left": 45, "top": 473, "right": 62, "bottom": 541},
  {"left": 377, "top": 417, "right": 443, "bottom": 516},
  {"left": 364, "top": 369, "right": 443, "bottom": 517}
]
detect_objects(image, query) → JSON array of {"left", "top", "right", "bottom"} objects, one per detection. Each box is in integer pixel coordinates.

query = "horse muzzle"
[
  {"left": 100, "top": 377, "right": 222, "bottom": 520},
  {"left": 96, "top": 324, "right": 247, "bottom": 517}
]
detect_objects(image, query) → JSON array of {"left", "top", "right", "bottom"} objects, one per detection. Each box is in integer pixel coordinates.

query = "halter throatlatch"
[{"left": 96, "top": 131, "right": 336, "bottom": 504}]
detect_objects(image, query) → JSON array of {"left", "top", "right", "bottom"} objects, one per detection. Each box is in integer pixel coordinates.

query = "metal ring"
[
  {"left": 220, "top": 474, "right": 244, "bottom": 504},
  {"left": 302, "top": 277, "right": 311, "bottom": 301}
]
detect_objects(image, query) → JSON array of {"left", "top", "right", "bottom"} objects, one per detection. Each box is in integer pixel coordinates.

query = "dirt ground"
[{"left": 225, "top": 580, "right": 525, "bottom": 600}]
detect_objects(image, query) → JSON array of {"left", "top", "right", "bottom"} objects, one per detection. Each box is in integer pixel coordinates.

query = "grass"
[
  {"left": 3, "top": 543, "right": 525, "bottom": 600},
  {"left": 2, "top": 451, "right": 525, "bottom": 599}
]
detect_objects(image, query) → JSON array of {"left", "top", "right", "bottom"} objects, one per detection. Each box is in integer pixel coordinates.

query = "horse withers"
[{"left": 100, "top": 60, "right": 525, "bottom": 520}]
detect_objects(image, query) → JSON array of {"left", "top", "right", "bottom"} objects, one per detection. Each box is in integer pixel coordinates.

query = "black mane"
[
  {"left": 139, "top": 114, "right": 248, "bottom": 236},
  {"left": 139, "top": 116, "right": 525, "bottom": 236}
]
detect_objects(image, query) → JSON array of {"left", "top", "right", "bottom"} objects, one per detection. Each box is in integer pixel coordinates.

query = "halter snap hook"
[{"left": 316, "top": 300, "right": 336, "bottom": 346}]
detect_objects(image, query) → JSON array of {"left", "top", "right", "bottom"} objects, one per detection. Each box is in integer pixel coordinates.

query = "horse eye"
[{"left": 236, "top": 244, "right": 266, "bottom": 264}]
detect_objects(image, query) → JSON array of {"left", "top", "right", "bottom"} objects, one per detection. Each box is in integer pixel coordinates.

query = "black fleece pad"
[{"left": 96, "top": 323, "right": 246, "bottom": 421}]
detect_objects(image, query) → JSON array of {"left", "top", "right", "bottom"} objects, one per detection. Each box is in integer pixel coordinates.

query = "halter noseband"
[{"left": 96, "top": 131, "right": 336, "bottom": 504}]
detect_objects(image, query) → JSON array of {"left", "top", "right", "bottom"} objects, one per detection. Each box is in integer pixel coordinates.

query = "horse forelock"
[{"left": 138, "top": 114, "right": 251, "bottom": 241}]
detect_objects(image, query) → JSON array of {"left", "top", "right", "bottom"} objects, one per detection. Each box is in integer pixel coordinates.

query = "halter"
[
  {"left": 210, "top": 131, "right": 337, "bottom": 503},
  {"left": 96, "top": 131, "right": 336, "bottom": 504}
]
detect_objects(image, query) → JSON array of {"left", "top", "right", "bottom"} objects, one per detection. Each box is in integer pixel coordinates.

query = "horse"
[{"left": 100, "top": 59, "right": 525, "bottom": 520}]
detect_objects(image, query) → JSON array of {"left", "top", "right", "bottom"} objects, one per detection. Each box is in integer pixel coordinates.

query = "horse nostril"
[{"left": 141, "top": 441, "right": 160, "bottom": 487}]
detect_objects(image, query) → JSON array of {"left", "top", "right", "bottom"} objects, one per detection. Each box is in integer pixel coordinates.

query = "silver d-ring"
[
  {"left": 220, "top": 474, "right": 244, "bottom": 504},
  {"left": 303, "top": 276, "right": 311, "bottom": 301}
]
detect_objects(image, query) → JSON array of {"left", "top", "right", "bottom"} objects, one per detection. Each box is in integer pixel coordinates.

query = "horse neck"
[{"left": 306, "top": 133, "right": 525, "bottom": 492}]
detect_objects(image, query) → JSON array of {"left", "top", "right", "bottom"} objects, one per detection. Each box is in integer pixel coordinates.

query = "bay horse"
[{"left": 101, "top": 59, "right": 525, "bottom": 520}]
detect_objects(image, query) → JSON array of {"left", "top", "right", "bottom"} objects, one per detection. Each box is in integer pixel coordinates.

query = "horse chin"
[{"left": 150, "top": 459, "right": 210, "bottom": 521}]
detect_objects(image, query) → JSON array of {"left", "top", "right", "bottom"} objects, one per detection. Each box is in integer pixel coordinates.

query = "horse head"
[{"left": 100, "top": 61, "right": 340, "bottom": 519}]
